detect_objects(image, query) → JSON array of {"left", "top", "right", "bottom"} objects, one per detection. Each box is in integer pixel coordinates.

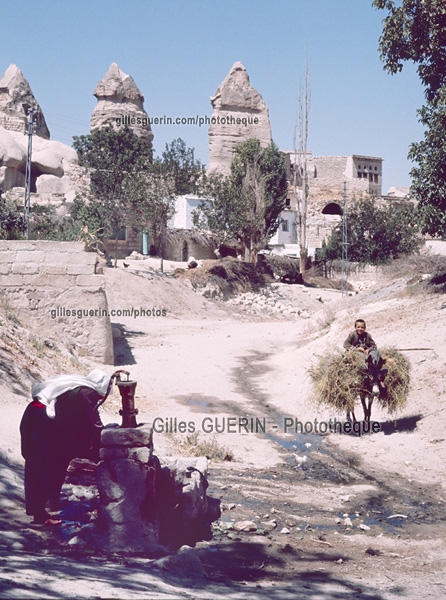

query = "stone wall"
[
  {"left": 0, "top": 240, "right": 113, "bottom": 364},
  {"left": 324, "top": 260, "right": 383, "bottom": 282}
]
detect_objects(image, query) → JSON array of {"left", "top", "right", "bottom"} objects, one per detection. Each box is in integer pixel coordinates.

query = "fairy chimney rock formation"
[
  {"left": 0, "top": 64, "right": 50, "bottom": 139},
  {"left": 208, "top": 62, "right": 272, "bottom": 176},
  {"left": 91, "top": 63, "right": 154, "bottom": 145}
]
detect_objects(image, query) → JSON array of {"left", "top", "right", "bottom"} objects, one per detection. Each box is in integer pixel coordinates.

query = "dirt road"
[{"left": 1, "top": 262, "right": 446, "bottom": 599}]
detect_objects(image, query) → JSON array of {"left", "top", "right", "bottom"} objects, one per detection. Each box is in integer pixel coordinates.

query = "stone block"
[
  {"left": 16, "top": 251, "right": 45, "bottom": 262},
  {"left": 32, "top": 241, "right": 83, "bottom": 253},
  {"left": 0, "top": 251, "right": 16, "bottom": 262},
  {"left": 0, "top": 274, "right": 23, "bottom": 286},
  {"left": 0, "top": 263, "right": 11, "bottom": 275},
  {"left": 30, "top": 274, "right": 77, "bottom": 287},
  {"left": 11, "top": 262, "right": 39, "bottom": 275},
  {"left": 101, "top": 424, "right": 153, "bottom": 448},
  {"left": 0, "top": 241, "right": 36, "bottom": 251},
  {"left": 76, "top": 274, "right": 105, "bottom": 287},
  {"left": 40, "top": 265, "right": 68, "bottom": 275},
  {"left": 98, "top": 521, "right": 159, "bottom": 554},
  {"left": 99, "top": 446, "right": 151, "bottom": 463},
  {"left": 67, "top": 264, "right": 95, "bottom": 275}
]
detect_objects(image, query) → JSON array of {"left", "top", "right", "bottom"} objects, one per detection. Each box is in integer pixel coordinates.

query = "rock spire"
[
  {"left": 0, "top": 64, "right": 50, "bottom": 139},
  {"left": 208, "top": 62, "right": 272, "bottom": 176},
  {"left": 90, "top": 63, "right": 153, "bottom": 145}
]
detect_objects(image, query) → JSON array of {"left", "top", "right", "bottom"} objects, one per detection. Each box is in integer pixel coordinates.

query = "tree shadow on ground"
[{"left": 112, "top": 324, "right": 147, "bottom": 366}]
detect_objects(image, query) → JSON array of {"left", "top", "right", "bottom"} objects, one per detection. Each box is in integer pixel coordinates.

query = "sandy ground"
[{"left": 1, "top": 255, "right": 446, "bottom": 599}]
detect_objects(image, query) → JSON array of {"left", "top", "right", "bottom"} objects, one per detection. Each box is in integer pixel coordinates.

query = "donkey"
[{"left": 347, "top": 350, "right": 388, "bottom": 424}]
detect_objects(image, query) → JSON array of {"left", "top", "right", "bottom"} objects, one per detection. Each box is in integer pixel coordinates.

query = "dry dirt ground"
[{"left": 1, "top": 255, "right": 446, "bottom": 599}]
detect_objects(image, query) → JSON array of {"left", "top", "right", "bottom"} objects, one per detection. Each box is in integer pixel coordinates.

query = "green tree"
[
  {"left": 70, "top": 197, "right": 106, "bottom": 235},
  {"left": 160, "top": 138, "right": 205, "bottom": 195},
  {"left": 123, "top": 161, "right": 177, "bottom": 272},
  {"left": 0, "top": 193, "right": 26, "bottom": 239},
  {"left": 373, "top": 0, "right": 446, "bottom": 236},
  {"left": 407, "top": 100, "right": 446, "bottom": 236},
  {"left": 321, "top": 196, "right": 421, "bottom": 265},
  {"left": 195, "top": 139, "right": 288, "bottom": 263},
  {"left": 73, "top": 125, "right": 153, "bottom": 265}
]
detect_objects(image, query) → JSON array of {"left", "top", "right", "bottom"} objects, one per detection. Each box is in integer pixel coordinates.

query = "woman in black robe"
[{"left": 20, "top": 372, "right": 109, "bottom": 525}]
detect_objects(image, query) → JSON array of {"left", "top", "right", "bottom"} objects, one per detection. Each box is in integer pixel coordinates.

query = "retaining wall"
[{"left": 0, "top": 240, "right": 113, "bottom": 364}]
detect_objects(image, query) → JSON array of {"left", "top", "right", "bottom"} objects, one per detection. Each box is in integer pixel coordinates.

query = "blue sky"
[{"left": 1, "top": 0, "right": 425, "bottom": 192}]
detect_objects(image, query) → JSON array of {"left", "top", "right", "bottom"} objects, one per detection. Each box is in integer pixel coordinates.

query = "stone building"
[{"left": 269, "top": 152, "right": 384, "bottom": 256}]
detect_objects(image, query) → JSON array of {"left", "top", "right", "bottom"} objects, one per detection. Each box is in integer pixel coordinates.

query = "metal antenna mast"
[
  {"left": 23, "top": 106, "right": 34, "bottom": 240},
  {"left": 341, "top": 181, "right": 348, "bottom": 297}
]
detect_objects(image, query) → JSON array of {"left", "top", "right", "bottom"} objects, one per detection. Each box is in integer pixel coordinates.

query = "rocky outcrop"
[
  {"left": 0, "top": 63, "right": 79, "bottom": 199},
  {"left": 91, "top": 63, "right": 154, "bottom": 145},
  {"left": 0, "top": 125, "right": 78, "bottom": 199},
  {"left": 0, "top": 64, "right": 50, "bottom": 139},
  {"left": 208, "top": 62, "right": 272, "bottom": 176}
]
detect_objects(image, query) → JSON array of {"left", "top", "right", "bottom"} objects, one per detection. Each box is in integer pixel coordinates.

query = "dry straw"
[{"left": 308, "top": 347, "right": 410, "bottom": 415}]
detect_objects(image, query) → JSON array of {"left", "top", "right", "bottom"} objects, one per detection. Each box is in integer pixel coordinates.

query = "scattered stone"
[
  {"left": 233, "top": 520, "right": 257, "bottom": 532},
  {"left": 359, "top": 524, "right": 371, "bottom": 531},
  {"left": 280, "top": 527, "right": 290, "bottom": 534},
  {"left": 154, "top": 547, "right": 208, "bottom": 578},
  {"left": 70, "top": 485, "right": 97, "bottom": 501},
  {"left": 343, "top": 517, "right": 353, "bottom": 527},
  {"left": 365, "top": 547, "right": 382, "bottom": 556},
  {"left": 260, "top": 520, "right": 277, "bottom": 532},
  {"left": 67, "top": 536, "right": 88, "bottom": 548}
]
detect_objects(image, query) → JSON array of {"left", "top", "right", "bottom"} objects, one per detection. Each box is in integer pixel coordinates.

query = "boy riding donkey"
[{"left": 343, "top": 319, "right": 388, "bottom": 423}]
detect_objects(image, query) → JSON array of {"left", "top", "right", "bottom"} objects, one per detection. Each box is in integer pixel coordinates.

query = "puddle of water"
[{"left": 263, "top": 415, "right": 327, "bottom": 455}]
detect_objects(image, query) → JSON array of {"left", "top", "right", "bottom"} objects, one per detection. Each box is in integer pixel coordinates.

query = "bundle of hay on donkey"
[{"left": 308, "top": 347, "right": 410, "bottom": 423}]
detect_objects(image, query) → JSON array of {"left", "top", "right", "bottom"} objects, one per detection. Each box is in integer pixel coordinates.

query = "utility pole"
[
  {"left": 23, "top": 105, "right": 34, "bottom": 240},
  {"left": 341, "top": 181, "right": 348, "bottom": 297}
]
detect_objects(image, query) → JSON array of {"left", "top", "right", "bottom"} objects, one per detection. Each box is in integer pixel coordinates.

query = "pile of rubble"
[{"left": 227, "top": 284, "right": 311, "bottom": 318}]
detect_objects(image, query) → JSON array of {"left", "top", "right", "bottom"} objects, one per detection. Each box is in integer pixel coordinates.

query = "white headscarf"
[{"left": 31, "top": 369, "right": 111, "bottom": 419}]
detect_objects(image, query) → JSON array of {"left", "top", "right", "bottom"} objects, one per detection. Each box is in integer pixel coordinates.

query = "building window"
[
  {"left": 369, "top": 173, "right": 373, "bottom": 182},
  {"left": 282, "top": 220, "right": 289, "bottom": 232},
  {"left": 111, "top": 227, "right": 126, "bottom": 241},
  {"left": 374, "top": 174, "right": 378, "bottom": 183},
  {"left": 357, "top": 172, "right": 362, "bottom": 178},
  {"left": 285, "top": 198, "right": 291, "bottom": 207}
]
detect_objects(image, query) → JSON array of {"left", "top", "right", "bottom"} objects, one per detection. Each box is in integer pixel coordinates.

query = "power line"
[
  {"left": 23, "top": 105, "right": 34, "bottom": 240},
  {"left": 341, "top": 180, "right": 348, "bottom": 298}
]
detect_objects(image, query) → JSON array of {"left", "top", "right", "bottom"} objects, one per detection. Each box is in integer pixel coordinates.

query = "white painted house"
[{"left": 168, "top": 195, "right": 203, "bottom": 229}]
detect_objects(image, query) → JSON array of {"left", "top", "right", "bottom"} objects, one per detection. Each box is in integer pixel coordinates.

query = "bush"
[{"left": 0, "top": 194, "right": 26, "bottom": 239}]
